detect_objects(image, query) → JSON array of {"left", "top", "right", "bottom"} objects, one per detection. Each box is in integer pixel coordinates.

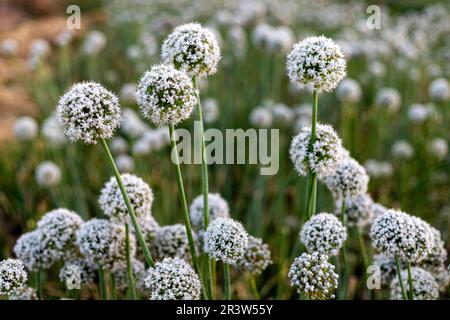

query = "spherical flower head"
[
  {"left": 203, "top": 217, "right": 248, "bottom": 265},
  {"left": 137, "top": 215, "right": 160, "bottom": 249},
  {"left": 370, "top": 210, "right": 433, "bottom": 263},
  {"left": 336, "top": 78, "right": 362, "bottom": 103},
  {"left": 56, "top": 81, "right": 121, "bottom": 144},
  {"left": 0, "top": 259, "right": 27, "bottom": 295},
  {"left": 391, "top": 140, "right": 414, "bottom": 160},
  {"left": 375, "top": 88, "right": 401, "bottom": 113},
  {"left": 42, "top": 115, "right": 66, "bottom": 147},
  {"left": 325, "top": 157, "right": 369, "bottom": 199},
  {"left": 249, "top": 107, "right": 273, "bottom": 128},
  {"left": 288, "top": 252, "right": 338, "bottom": 299},
  {"left": 154, "top": 224, "right": 193, "bottom": 261},
  {"left": 429, "top": 138, "right": 448, "bottom": 160},
  {"left": 390, "top": 267, "right": 439, "bottom": 300},
  {"left": 144, "top": 257, "right": 201, "bottom": 300},
  {"left": 59, "top": 258, "right": 97, "bottom": 288},
  {"left": 372, "top": 203, "right": 388, "bottom": 220},
  {"left": 37, "top": 208, "right": 83, "bottom": 259},
  {"left": 290, "top": 123, "right": 344, "bottom": 178},
  {"left": 76, "top": 219, "right": 136, "bottom": 268},
  {"left": 35, "top": 161, "right": 62, "bottom": 187},
  {"left": 373, "top": 253, "right": 405, "bottom": 287},
  {"left": 13, "top": 116, "right": 38, "bottom": 141},
  {"left": 428, "top": 78, "right": 449, "bottom": 102},
  {"left": 336, "top": 194, "right": 374, "bottom": 228},
  {"left": 161, "top": 22, "right": 221, "bottom": 78},
  {"left": 112, "top": 259, "right": 145, "bottom": 291},
  {"left": 421, "top": 227, "right": 447, "bottom": 270},
  {"left": 14, "top": 230, "right": 57, "bottom": 271},
  {"left": 137, "top": 64, "right": 197, "bottom": 126},
  {"left": 189, "top": 193, "right": 230, "bottom": 231},
  {"left": 300, "top": 213, "right": 347, "bottom": 256},
  {"left": 99, "top": 174, "right": 153, "bottom": 224},
  {"left": 8, "top": 286, "right": 38, "bottom": 300},
  {"left": 236, "top": 235, "right": 272, "bottom": 275},
  {"left": 286, "top": 36, "right": 346, "bottom": 92}
]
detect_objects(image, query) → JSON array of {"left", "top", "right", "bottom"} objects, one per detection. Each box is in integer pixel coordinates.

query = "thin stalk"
[
  {"left": 250, "top": 277, "right": 260, "bottom": 300},
  {"left": 395, "top": 256, "right": 408, "bottom": 300},
  {"left": 125, "top": 224, "right": 137, "bottom": 300},
  {"left": 305, "top": 91, "right": 319, "bottom": 220},
  {"left": 223, "top": 263, "right": 231, "bottom": 300},
  {"left": 100, "top": 138, "right": 155, "bottom": 267},
  {"left": 35, "top": 270, "right": 43, "bottom": 299},
  {"left": 168, "top": 125, "right": 208, "bottom": 299},
  {"left": 110, "top": 275, "right": 117, "bottom": 300},
  {"left": 339, "top": 197, "right": 349, "bottom": 299},
  {"left": 357, "top": 227, "right": 371, "bottom": 299},
  {"left": 407, "top": 260, "right": 414, "bottom": 300},
  {"left": 98, "top": 266, "right": 108, "bottom": 300},
  {"left": 193, "top": 77, "right": 214, "bottom": 300}
]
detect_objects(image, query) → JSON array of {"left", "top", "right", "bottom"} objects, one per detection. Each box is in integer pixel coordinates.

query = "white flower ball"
[
  {"left": 236, "top": 235, "right": 272, "bottom": 275},
  {"left": 300, "top": 213, "right": 347, "bottom": 256},
  {"left": 288, "top": 252, "right": 338, "bottom": 299},
  {"left": 390, "top": 267, "right": 439, "bottom": 300},
  {"left": 286, "top": 36, "right": 346, "bottom": 92},
  {"left": 189, "top": 193, "right": 230, "bottom": 231},
  {"left": 35, "top": 161, "right": 62, "bottom": 187},
  {"left": 290, "top": 123, "right": 344, "bottom": 178},
  {"left": 144, "top": 257, "right": 201, "bottom": 300},
  {"left": 375, "top": 88, "right": 401, "bottom": 113},
  {"left": 161, "top": 22, "right": 221, "bottom": 78},
  {"left": 391, "top": 140, "right": 414, "bottom": 160},
  {"left": 154, "top": 224, "right": 192, "bottom": 261},
  {"left": 14, "top": 230, "right": 57, "bottom": 271},
  {"left": 56, "top": 81, "right": 121, "bottom": 144},
  {"left": 335, "top": 194, "right": 374, "bottom": 228},
  {"left": 41, "top": 115, "right": 66, "bottom": 146},
  {"left": 203, "top": 218, "right": 248, "bottom": 265},
  {"left": 99, "top": 174, "right": 153, "bottom": 224},
  {"left": 13, "top": 116, "right": 38, "bottom": 141},
  {"left": 336, "top": 78, "right": 362, "bottom": 103},
  {"left": 428, "top": 78, "right": 449, "bottom": 102},
  {"left": 137, "top": 64, "right": 197, "bottom": 126},
  {"left": 0, "top": 259, "right": 28, "bottom": 296}
]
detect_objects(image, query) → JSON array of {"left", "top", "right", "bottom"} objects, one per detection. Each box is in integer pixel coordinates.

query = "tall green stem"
[
  {"left": 35, "top": 270, "right": 43, "bottom": 299},
  {"left": 223, "top": 263, "right": 231, "bottom": 300},
  {"left": 193, "top": 77, "right": 214, "bottom": 300},
  {"left": 306, "top": 91, "right": 318, "bottom": 220},
  {"left": 395, "top": 256, "right": 407, "bottom": 300},
  {"left": 98, "top": 266, "right": 108, "bottom": 300},
  {"left": 357, "top": 227, "right": 371, "bottom": 299},
  {"left": 407, "top": 260, "right": 414, "bottom": 300},
  {"left": 339, "top": 197, "right": 349, "bottom": 299},
  {"left": 125, "top": 223, "right": 137, "bottom": 300},
  {"left": 100, "top": 138, "right": 155, "bottom": 267},
  {"left": 250, "top": 277, "right": 260, "bottom": 300},
  {"left": 169, "top": 124, "right": 208, "bottom": 299}
]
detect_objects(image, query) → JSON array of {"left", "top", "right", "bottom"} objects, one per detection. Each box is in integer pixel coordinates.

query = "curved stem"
[
  {"left": 193, "top": 77, "right": 214, "bottom": 299},
  {"left": 250, "top": 277, "right": 260, "bottom": 300},
  {"left": 125, "top": 223, "right": 137, "bottom": 300},
  {"left": 169, "top": 124, "right": 208, "bottom": 299},
  {"left": 395, "top": 256, "right": 407, "bottom": 300},
  {"left": 223, "top": 263, "right": 231, "bottom": 300},
  {"left": 100, "top": 138, "right": 155, "bottom": 267}
]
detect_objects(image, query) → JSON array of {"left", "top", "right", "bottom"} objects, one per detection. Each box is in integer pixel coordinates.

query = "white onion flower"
[
  {"left": 161, "top": 22, "right": 221, "bottom": 78},
  {"left": 8, "top": 286, "right": 38, "bottom": 300},
  {"left": 56, "top": 81, "right": 121, "bottom": 144},
  {"left": 237, "top": 235, "right": 272, "bottom": 275},
  {"left": 203, "top": 218, "right": 248, "bottom": 265},
  {"left": 370, "top": 210, "right": 433, "bottom": 263},
  {"left": 390, "top": 267, "right": 439, "bottom": 300},
  {"left": 154, "top": 224, "right": 193, "bottom": 261},
  {"left": 428, "top": 78, "right": 449, "bottom": 102},
  {"left": 286, "top": 36, "right": 346, "bottom": 92},
  {"left": 14, "top": 230, "right": 58, "bottom": 271},
  {"left": 144, "top": 257, "right": 201, "bottom": 300},
  {"left": 325, "top": 157, "right": 369, "bottom": 199},
  {"left": 429, "top": 138, "right": 448, "bottom": 160},
  {"left": 13, "top": 116, "right": 38, "bottom": 141},
  {"left": 189, "top": 193, "right": 230, "bottom": 231},
  {"left": 116, "top": 154, "right": 135, "bottom": 173},
  {"left": 202, "top": 98, "right": 220, "bottom": 123},
  {"left": 288, "top": 252, "right": 338, "bottom": 299},
  {"left": 0, "top": 259, "right": 27, "bottom": 296},
  {"left": 336, "top": 78, "right": 362, "bottom": 103},
  {"left": 391, "top": 140, "right": 414, "bottom": 160},
  {"left": 335, "top": 194, "right": 374, "bottom": 228},
  {"left": 59, "top": 258, "right": 97, "bottom": 287},
  {"left": 112, "top": 259, "right": 145, "bottom": 291},
  {"left": 76, "top": 219, "right": 136, "bottom": 268},
  {"left": 249, "top": 107, "right": 273, "bottom": 128},
  {"left": 35, "top": 161, "right": 62, "bottom": 187},
  {"left": 41, "top": 115, "right": 66, "bottom": 146},
  {"left": 137, "top": 64, "right": 197, "bottom": 126},
  {"left": 99, "top": 174, "right": 153, "bottom": 224},
  {"left": 300, "top": 213, "right": 347, "bottom": 256},
  {"left": 81, "top": 30, "right": 107, "bottom": 56},
  {"left": 375, "top": 88, "right": 401, "bottom": 113},
  {"left": 290, "top": 123, "right": 344, "bottom": 178}
]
